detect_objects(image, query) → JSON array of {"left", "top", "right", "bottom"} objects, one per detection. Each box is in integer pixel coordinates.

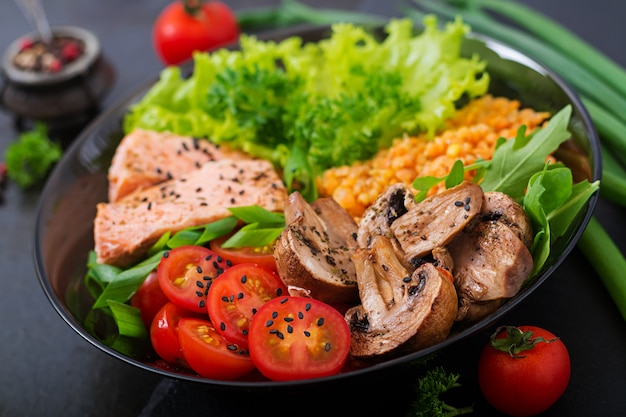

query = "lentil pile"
[{"left": 317, "top": 95, "right": 551, "bottom": 218}]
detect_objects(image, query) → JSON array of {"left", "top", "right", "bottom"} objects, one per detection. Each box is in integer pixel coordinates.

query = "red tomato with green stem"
[
  {"left": 206, "top": 263, "right": 287, "bottom": 348},
  {"left": 248, "top": 296, "right": 351, "bottom": 381},
  {"left": 130, "top": 271, "right": 169, "bottom": 328},
  {"left": 478, "top": 325, "right": 571, "bottom": 417},
  {"left": 150, "top": 302, "right": 202, "bottom": 368},
  {"left": 209, "top": 234, "right": 278, "bottom": 272},
  {"left": 178, "top": 317, "right": 256, "bottom": 380},
  {"left": 153, "top": 0, "right": 239, "bottom": 66},
  {"left": 157, "top": 245, "right": 230, "bottom": 314}
]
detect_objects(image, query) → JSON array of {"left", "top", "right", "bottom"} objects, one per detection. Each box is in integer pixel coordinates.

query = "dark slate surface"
[{"left": 1, "top": 1, "right": 625, "bottom": 416}]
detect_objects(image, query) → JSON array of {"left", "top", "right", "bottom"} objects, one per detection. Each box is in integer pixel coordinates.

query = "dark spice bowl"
[
  {"left": 0, "top": 25, "right": 115, "bottom": 136},
  {"left": 33, "top": 24, "right": 601, "bottom": 393}
]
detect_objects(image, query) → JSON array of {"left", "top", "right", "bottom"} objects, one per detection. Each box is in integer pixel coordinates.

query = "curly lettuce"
[{"left": 124, "top": 16, "right": 489, "bottom": 200}]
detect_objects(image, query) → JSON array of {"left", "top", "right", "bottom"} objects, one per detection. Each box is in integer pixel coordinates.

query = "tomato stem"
[
  {"left": 182, "top": 0, "right": 203, "bottom": 16},
  {"left": 489, "top": 325, "right": 558, "bottom": 358}
]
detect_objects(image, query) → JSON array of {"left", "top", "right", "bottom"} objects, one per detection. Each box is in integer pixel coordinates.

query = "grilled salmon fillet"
[
  {"left": 107, "top": 129, "right": 249, "bottom": 202},
  {"left": 95, "top": 158, "right": 287, "bottom": 267}
]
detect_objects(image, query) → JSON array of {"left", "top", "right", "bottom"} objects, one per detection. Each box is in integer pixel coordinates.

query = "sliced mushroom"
[
  {"left": 390, "top": 182, "right": 483, "bottom": 265},
  {"left": 357, "top": 183, "right": 416, "bottom": 248},
  {"left": 345, "top": 235, "right": 458, "bottom": 359},
  {"left": 274, "top": 192, "right": 359, "bottom": 304},
  {"left": 482, "top": 191, "right": 534, "bottom": 249},
  {"left": 448, "top": 216, "right": 533, "bottom": 322}
]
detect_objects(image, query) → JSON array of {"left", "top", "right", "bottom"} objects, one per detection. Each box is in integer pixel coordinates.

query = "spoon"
[{"left": 14, "top": 0, "right": 54, "bottom": 44}]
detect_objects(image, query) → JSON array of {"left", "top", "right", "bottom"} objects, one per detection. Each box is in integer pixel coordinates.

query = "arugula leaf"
[
  {"left": 524, "top": 164, "right": 599, "bottom": 275},
  {"left": 479, "top": 105, "right": 572, "bottom": 200}
]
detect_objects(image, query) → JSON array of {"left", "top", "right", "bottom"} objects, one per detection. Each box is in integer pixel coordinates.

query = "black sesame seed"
[
  {"left": 464, "top": 204, "right": 471, "bottom": 211},
  {"left": 455, "top": 200, "right": 463, "bottom": 207},
  {"left": 465, "top": 196, "right": 471, "bottom": 204}
]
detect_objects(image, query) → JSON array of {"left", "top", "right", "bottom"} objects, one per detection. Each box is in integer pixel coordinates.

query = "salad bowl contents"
[{"left": 34, "top": 17, "right": 600, "bottom": 387}]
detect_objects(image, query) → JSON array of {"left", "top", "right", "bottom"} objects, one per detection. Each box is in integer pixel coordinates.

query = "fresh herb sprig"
[
  {"left": 4, "top": 123, "right": 62, "bottom": 189},
  {"left": 407, "top": 366, "right": 474, "bottom": 417}
]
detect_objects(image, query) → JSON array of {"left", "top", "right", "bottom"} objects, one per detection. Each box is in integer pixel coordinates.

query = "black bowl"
[{"left": 33, "top": 25, "right": 601, "bottom": 389}]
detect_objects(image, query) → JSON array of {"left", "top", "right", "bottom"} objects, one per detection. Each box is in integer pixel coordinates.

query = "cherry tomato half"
[
  {"left": 152, "top": 0, "right": 239, "bottom": 66},
  {"left": 178, "top": 317, "right": 255, "bottom": 380},
  {"left": 206, "top": 263, "right": 287, "bottom": 348},
  {"left": 210, "top": 234, "right": 278, "bottom": 272},
  {"left": 478, "top": 325, "right": 571, "bottom": 416},
  {"left": 157, "top": 245, "right": 231, "bottom": 314},
  {"left": 248, "top": 296, "right": 351, "bottom": 381},
  {"left": 150, "top": 302, "right": 201, "bottom": 368},
  {"left": 130, "top": 271, "right": 169, "bottom": 328}
]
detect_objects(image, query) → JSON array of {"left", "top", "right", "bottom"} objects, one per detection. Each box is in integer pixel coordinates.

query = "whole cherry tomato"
[
  {"left": 477, "top": 325, "right": 571, "bottom": 416},
  {"left": 153, "top": 0, "right": 239, "bottom": 66},
  {"left": 130, "top": 271, "right": 169, "bottom": 328}
]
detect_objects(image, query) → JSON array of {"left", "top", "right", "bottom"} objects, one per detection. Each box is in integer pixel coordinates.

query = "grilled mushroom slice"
[
  {"left": 274, "top": 192, "right": 359, "bottom": 304},
  {"left": 390, "top": 182, "right": 483, "bottom": 264},
  {"left": 482, "top": 191, "right": 534, "bottom": 249},
  {"left": 345, "top": 235, "right": 458, "bottom": 359},
  {"left": 357, "top": 183, "right": 416, "bottom": 248},
  {"left": 448, "top": 193, "right": 534, "bottom": 322}
]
